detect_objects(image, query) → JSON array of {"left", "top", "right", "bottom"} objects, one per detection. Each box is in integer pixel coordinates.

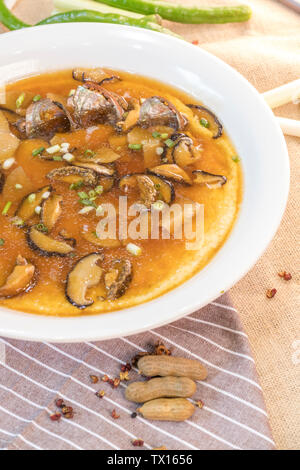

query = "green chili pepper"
[
  {"left": 94, "top": 0, "right": 252, "bottom": 24},
  {"left": 0, "top": 1, "right": 179, "bottom": 38}
]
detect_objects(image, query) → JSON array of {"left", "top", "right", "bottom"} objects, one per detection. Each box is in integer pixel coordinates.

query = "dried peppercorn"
[
  {"left": 111, "top": 409, "right": 120, "bottom": 419},
  {"left": 132, "top": 439, "right": 144, "bottom": 447},
  {"left": 102, "top": 375, "right": 109, "bottom": 382},
  {"left": 131, "top": 412, "right": 137, "bottom": 419},
  {"left": 120, "top": 371, "right": 130, "bottom": 381},
  {"left": 62, "top": 406, "right": 73, "bottom": 415},
  {"left": 50, "top": 412, "right": 61, "bottom": 422},
  {"left": 278, "top": 271, "right": 292, "bottom": 281},
  {"left": 113, "top": 378, "right": 121, "bottom": 388},
  {"left": 55, "top": 398, "right": 65, "bottom": 408},
  {"left": 96, "top": 390, "right": 105, "bottom": 399},
  {"left": 266, "top": 288, "right": 277, "bottom": 298}
]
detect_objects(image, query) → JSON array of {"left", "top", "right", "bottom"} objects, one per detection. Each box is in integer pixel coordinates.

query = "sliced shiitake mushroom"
[
  {"left": 41, "top": 194, "right": 63, "bottom": 231},
  {"left": 119, "top": 173, "right": 174, "bottom": 205},
  {"left": 15, "top": 185, "right": 52, "bottom": 223},
  {"left": 192, "top": 170, "right": 227, "bottom": 188},
  {"left": 136, "top": 175, "right": 157, "bottom": 207},
  {"left": 47, "top": 166, "right": 98, "bottom": 187},
  {"left": 76, "top": 147, "right": 121, "bottom": 164},
  {"left": 27, "top": 226, "right": 75, "bottom": 257},
  {"left": 66, "top": 253, "right": 104, "bottom": 309},
  {"left": 68, "top": 83, "right": 127, "bottom": 128},
  {"left": 172, "top": 134, "right": 202, "bottom": 167},
  {"left": 73, "top": 161, "right": 115, "bottom": 177},
  {"left": 82, "top": 231, "right": 121, "bottom": 248},
  {"left": 72, "top": 68, "right": 120, "bottom": 86},
  {"left": 105, "top": 259, "right": 132, "bottom": 300},
  {"left": 25, "top": 99, "right": 70, "bottom": 140},
  {"left": 0, "top": 255, "right": 35, "bottom": 299},
  {"left": 148, "top": 164, "right": 192, "bottom": 185},
  {"left": 147, "top": 174, "right": 175, "bottom": 204},
  {"left": 187, "top": 104, "right": 223, "bottom": 139},
  {"left": 139, "top": 96, "right": 187, "bottom": 131}
]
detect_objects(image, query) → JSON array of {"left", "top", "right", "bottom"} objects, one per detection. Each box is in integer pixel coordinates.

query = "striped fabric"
[{"left": 0, "top": 295, "right": 274, "bottom": 450}]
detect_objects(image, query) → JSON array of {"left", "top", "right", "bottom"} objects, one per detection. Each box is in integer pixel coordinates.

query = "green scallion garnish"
[
  {"left": 36, "top": 223, "right": 48, "bottom": 233},
  {"left": 32, "top": 147, "right": 45, "bottom": 157},
  {"left": 16, "top": 92, "right": 25, "bottom": 109},
  {"left": 2, "top": 201, "right": 12, "bottom": 216},
  {"left": 70, "top": 181, "right": 84, "bottom": 190},
  {"left": 53, "top": 156, "right": 63, "bottom": 161},
  {"left": 95, "top": 185, "right": 103, "bottom": 195},
  {"left": 128, "top": 144, "right": 142, "bottom": 150},
  {"left": 200, "top": 118, "right": 210, "bottom": 128},
  {"left": 78, "top": 191, "right": 89, "bottom": 200},
  {"left": 160, "top": 133, "right": 169, "bottom": 139},
  {"left": 33, "top": 95, "right": 41, "bottom": 102},
  {"left": 232, "top": 156, "right": 240, "bottom": 163},
  {"left": 84, "top": 149, "right": 96, "bottom": 158},
  {"left": 152, "top": 131, "right": 161, "bottom": 139},
  {"left": 164, "top": 139, "right": 175, "bottom": 148},
  {"left": 0, "top": 238, "right": 4, "bottom": 246}
]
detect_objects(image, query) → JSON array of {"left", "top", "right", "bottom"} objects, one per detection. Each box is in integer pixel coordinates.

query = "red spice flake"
[
  {"left": 113, "top": 378, "right": 121, "bottom": 388},
  {"left": 55, "top": 398, "right": 65, "bottom": 408},
  {"left": 90, "top": 375, "right": 99, "bottom": 384},
  {"left": 278, "top": 271, "right": 292, "bottom": 281},
  {"left": 50, "top": 412, "right": 61, "bottom": 422},
  {"left": 195, "top": 399, "right": 204, "bottom": 409},
  {"left": 96, "top": 390, "right": 105, "bottom": 399},
  {"left": 121, "top": 362, "right": 132, "bottom": 372},
  {"left": 102, "top": 375, "right": 109, "bottom": 382},
  {"left": 132, "top": 439, "right": 144, "bottom": 447},
  {"left": 111, "top": 409, "right": 120, "bottom": 420},
  {"left": 192, "top": 40, "right": 199, "bottom": 45},
  {"left": 266, "top": 288, "right": 277, "bottom": 298}
]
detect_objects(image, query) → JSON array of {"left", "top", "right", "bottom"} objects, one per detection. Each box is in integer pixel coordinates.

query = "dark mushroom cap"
[
  {"left": 139, "top": 97, "right": 187, "bottom": 131},
  {"left": 25, "top": 99, "right": 70, "bottom": 140}
]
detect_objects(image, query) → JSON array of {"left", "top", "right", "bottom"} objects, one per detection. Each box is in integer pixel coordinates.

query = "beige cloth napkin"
[{"left": 0, "top": 0, "right": 299, "bottom": 450}]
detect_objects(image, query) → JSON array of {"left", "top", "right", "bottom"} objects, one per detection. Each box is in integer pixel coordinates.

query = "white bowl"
[{"left": 0, "top": 23, "right": 289, "bottom": 342}]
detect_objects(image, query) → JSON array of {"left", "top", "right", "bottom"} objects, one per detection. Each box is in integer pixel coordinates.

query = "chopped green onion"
[
  {"left": 0, "top": 238, "right": 4, "bottom": 246},
  {"left": 2, "top": 201, "right": 12, "bottom": 216},
  {"left": 126, "top": 243, "right": 142, "bottom": 256},
  {"left": 160, "top": 133, "right": 169, "bottom": 139},
  {"left": 84, "top": 149, "right": 96, "bottom": 158},
  {"left": 32, "top": 147, "right": 45, "bottom": 157},
  {"left": 128, "top": 143, "right": 142, "bottom": 150},
  {"left": 15, "top": 183, "right": 23, "bottom": 190},
  {"left": 28, "top": 194, "right": 36, "bottom": 204},
  {"left": 78, "top": 206, "right": 94, "bottom": 215},
  {"left": 2, "top": 158, "right": 16, "bottom": 170},
  {"left": 70, "top": 180, "right": 84, "bottom": 190},
  {"left": 16, "top": 92, "right": 25, "bottom": 109},
  {"left": 33, "top": 95, "right": 41, "bottom": 102},
  {"left": 88, "top": 190, "right": 97, "bottom": 199},
  {"left": 156, "top": 147, "right": 164, "bottom": 156},
  {"left": 200, "top": 118, "right": 210, "bottom": 128},
  {"left": 53, "top": 156, "right": 63, "bottom": 161},
  {"left": 152, "top": 131, "right": 161, "bottom": 139},
  {"left": 78, "top": 191, "right": 89, "bottom": 200},
  {"left": 46, "top": 144, "right": 61, "bottom": 155},
  {"left": 79, "top": 199, "right": 97, "bottom": 208},
  {"left": 232, "top": 156, "right": 240, "bottom": 163},
  {"left": 35, "top": 206, "right": 42, "bottom": 215},
  {"left": 95, "top": 185, "right": 104, "bottom": 195},
  {"left": 69, "top": 89, "right": 75, "bottom": 97},
  {"left": 164, "top": 138, "right": 175, "bottom": 148},
  {"left": 62, "top": 153, "right": 74, "bottom": 162},
  {"left": 36, "top": 223, "right": 48, "bottom": 233}
]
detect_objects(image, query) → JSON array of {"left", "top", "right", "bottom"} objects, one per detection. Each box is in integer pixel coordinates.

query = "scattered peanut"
[
  {"left": 125, "top": 376, "right": 196, "bottom": 403},
  {"left": 138, "top": 355, "right": 207, "bottom": 381},
  {"left": 137, "top": 398, "right": 195, "bottom": 422}
]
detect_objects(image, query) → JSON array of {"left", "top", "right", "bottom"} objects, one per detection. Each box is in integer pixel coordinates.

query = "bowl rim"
[{"left": 0, "top": 23, "right": 290, "bottom": 342}]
